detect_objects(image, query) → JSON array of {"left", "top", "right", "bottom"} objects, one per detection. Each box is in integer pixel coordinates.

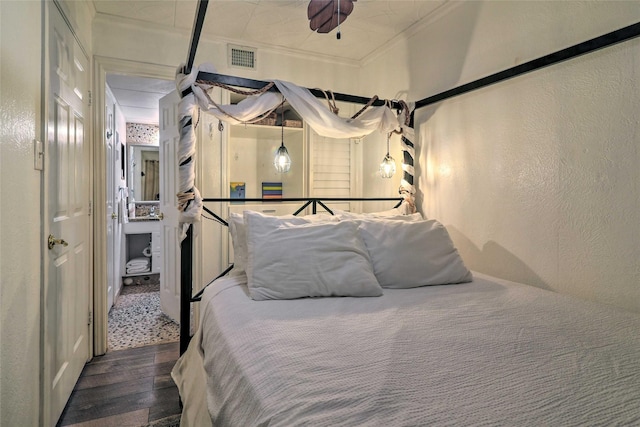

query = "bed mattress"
[{"left": 173, "top": 272, "right": 640, "bottom": 426}]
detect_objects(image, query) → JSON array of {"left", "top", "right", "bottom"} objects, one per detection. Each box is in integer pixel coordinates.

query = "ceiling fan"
[{"left": 308, "top": 0, "right": 357, "bottom": 39}]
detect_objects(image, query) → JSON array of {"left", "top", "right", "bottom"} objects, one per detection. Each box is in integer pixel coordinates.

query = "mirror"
[{"left": 129, "top": 144, "right": 160, "bottom": 202}]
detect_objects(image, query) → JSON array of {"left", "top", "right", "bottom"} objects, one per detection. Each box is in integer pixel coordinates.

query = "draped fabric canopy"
[{"left": 175, "top": 64, "right": 416, "bottom": 233}]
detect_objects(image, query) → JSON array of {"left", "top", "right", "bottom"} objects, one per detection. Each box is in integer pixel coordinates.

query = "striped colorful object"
[{"left": 262, "top": 182, "right": 283, "bottom": 199}]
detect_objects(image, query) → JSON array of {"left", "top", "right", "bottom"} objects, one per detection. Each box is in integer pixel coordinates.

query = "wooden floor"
[{"left": 57, "top": 341, "right": 182, "bottom": 427}]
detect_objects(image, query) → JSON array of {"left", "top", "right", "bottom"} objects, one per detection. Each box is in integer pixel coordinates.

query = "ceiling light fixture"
[
  {"left": 274, "top": 107, "right": 291, "bottom": 173},
  {"left": 379, "top": 132, "right": 396, "bottom": 178}
]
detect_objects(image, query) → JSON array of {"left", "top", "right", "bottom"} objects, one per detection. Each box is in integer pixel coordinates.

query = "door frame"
[{"left": 93, "top": 56, "right": 175, "bottom": 355}]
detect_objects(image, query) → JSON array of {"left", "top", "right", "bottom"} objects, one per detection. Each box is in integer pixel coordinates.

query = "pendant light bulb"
[
  {"left": 274, "top": 143, "right": 291, "bottom": 173},
  {"left": 379, "top": 133, "right": 396, "bottom": 178},
  {"left": 274, "top": 105, "right": 291, "bottom": 173},
  {"left": 380, "top": 154, "right": 396, "bottom": 178}
]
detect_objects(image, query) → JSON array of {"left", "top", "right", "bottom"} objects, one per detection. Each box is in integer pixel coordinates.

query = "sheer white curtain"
[{"left": 175, "top": 63, "right": 416, "bottom": 230}]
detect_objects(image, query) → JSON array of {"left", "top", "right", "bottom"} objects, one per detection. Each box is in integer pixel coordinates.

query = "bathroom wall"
[{"left": 127, "top": 123, "right": 160, "bottom": 145}]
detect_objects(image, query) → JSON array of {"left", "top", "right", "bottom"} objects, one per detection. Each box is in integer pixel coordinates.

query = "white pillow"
[
  {"left": 358, "top": 219, "right": 472, "bottom": 288},
  {"left": 228, "top": 212, "right": 248, "bottom": 276},
  {"left": 334, "top": 209, "right": 423, "bottom": 222},
  {"left": 245, "top": 219, "right": 383, "bottom": 300},
  {"left": 228, "top": 211, "right": 338, "bottom": 276}
]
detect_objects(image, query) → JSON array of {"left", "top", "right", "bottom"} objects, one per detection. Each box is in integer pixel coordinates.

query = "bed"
[
  {"left": 172, "top": 211, "right": 640, "bottom": 426},
  {"left": 171, "top": 4, "right": 640, "bottom": 425},
  {"left": 175, "top": 5, "right": 640, "bottom": 332}
]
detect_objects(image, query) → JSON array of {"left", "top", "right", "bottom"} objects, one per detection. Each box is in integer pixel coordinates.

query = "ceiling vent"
[{"left": 228, "top": 45, "right": 257, "bottom": 70}]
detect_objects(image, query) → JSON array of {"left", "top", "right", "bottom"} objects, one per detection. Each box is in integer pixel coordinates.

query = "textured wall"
[
  {"left": 362, "top": 1, "right": 640, "bottom": 312},
  {"left": 127, "top": 122, "right": 160, "bottom": 145},
  {"left": 420, "top": 41, "right": 640, "bottom": 312},
  {"left": 0, "top": 1, "right": 44, "bottom": 425}
]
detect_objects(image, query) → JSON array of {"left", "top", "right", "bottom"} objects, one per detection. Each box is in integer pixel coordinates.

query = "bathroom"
[{"left": 105, "top": 74, "right": 178, "bottom": 351}]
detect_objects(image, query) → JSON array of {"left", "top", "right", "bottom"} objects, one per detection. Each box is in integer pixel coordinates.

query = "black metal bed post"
[
  {"left": 177, "top": 94, "right": 195, "bottom": 356},
  {"left": 292, "top": 201, "right": 313, "bottom": 216},
  {"left": 192, "top": 71, "right": 404, "bottom": 110},
  {"left": 184, "top": 0, "right": 209, "bottom": 74},
  {"left": 403, "top": 111, "right": 415, "bottom": 189},
  {"left": 415, "top": 21, "right": 640, "bottom": 109},
  {"left": 179, "top": 0, "right": 208, "bottom": 355},
  {"left": 186, "top": 21, "right": 640, "bottom": 113},
  {"left": 180, "top": 224, "right": 193, "bottom": 354}
]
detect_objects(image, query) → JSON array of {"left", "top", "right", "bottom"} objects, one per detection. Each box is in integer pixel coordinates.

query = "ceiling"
[
  {"left": 97, "top": 0, "right": 449, "bottom": 124},
  {"left": 93, "top": 0, "right": 448, "bottom": 62},
  {"left": 106, "top": 74, "right": 175, "bottom": 124}
]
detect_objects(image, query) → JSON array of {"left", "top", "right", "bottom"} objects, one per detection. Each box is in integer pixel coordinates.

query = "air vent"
[{"left": 228, "top": 45, "right": 257, "bottom": 69}]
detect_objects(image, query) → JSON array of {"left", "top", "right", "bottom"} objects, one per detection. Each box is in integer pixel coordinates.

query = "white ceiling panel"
[
  {"left": 110, "top": 88, "right": 165, "bottom": 110},
  {"left": 95, "top": 0, "right": 448, "bottom": 123},
  {"left": 94, "top": 0, "right": 178, "bottom": 26},
  {"left": 106, "top": 74, "right": 175, "bottom": 124},
  {"left": 93, "top": 0, "right": 449, "bottom": 62},
  {"left": 119, "top": 106, "right": 160, "bottom": 125}
]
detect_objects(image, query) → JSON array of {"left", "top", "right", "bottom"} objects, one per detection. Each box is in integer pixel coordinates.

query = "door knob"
[
  {"left": 157, "top": 212, "right": 164, "bottom": 220},
  {"left": 111, "top": 212, "right": 118, "bottom": 219},
  {"left": 48, "top": 234, "right": 69, "bottom": 250}
]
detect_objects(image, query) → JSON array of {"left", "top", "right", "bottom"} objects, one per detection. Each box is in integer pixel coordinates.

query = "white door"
[
  {"left": 158, "top": 91, "right": 181, "bottom": 323},
  {"left": 43, "top": 5, "right": 91, "bottom": 425},
  {"left": 105, "top": 98, "right": 116, "bottom": 309},
  {"left": 113, "top": 112, "right": 126, "bottom": 303}
]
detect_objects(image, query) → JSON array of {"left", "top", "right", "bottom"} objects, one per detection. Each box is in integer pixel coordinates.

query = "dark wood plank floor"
[{"left": 57, "top": 342, "right": 181, "bottom": 427}]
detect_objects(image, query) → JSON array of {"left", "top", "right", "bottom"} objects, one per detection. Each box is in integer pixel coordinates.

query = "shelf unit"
[
  {"left": 122, "top": 220, "right": 161, "bottom": 279},
  {"left": 124, "top": 233, "right": 153, "bottom": 277},
  {"left": 228, "top": 117, "right": 306, "bottom": 200}
]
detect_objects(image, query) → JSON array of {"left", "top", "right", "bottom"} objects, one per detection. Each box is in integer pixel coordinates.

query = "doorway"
[
  {"left": 105, "top": 72, "right": 177, "bottom": 351},
  {"left": 93, "top": 57, "right": 176, "bottom": 355}
]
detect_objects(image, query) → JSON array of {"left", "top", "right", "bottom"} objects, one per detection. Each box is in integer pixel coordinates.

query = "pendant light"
[
  {"left": 379, "top": 132, "right": 396, "bottom": 178},
  {"left": 274, "top": 107, "right": 291, "bottom": 173}
]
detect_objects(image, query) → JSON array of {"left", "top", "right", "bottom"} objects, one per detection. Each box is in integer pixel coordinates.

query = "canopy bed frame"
[
  {"left": 178, "top": 0, "right": 640, "bottom": 353},
  {"left": 170, "top": 2, "right": 640, "bottom": 424}
]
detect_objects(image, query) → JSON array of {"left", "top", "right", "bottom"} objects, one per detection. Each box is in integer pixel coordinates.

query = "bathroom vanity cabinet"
[{"left": 123, "top": 220, "right": 161, "bottom": 277}]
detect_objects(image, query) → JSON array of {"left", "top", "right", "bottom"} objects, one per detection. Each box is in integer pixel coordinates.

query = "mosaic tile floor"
[{"left": 108, "top": 277, "right": 179, "bottom": 351}]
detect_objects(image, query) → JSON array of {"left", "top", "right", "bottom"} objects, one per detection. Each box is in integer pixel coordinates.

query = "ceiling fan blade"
[
  {"left": 316, "top": 13, "right": 340, "bottom": 33},
  {"left": 308, "top": 0, "right": 333, "bottom": 20},
  {"left": 308, "top": 0, "right": 355, "bottom": 33},
  {"left": 338, "top": 0, "right": 354, "bottom": 16},
  {"left": 309, "top": 6, "right": 334, "bottom": 31}
]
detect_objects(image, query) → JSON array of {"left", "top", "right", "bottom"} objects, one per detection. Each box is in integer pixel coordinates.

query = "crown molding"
[
  {"left": 92, "top": 12, "right": 362, "bottom": 69},
  {"left": 361, "top": 1, "right": 464, "bottom": 66}
]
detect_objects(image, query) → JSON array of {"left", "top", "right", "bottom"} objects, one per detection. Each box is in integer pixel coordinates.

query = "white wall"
[
  {"left": 1, "top": 1, "right": 94, "bottom": 424},
  {"left": 0, "top": 1, "right": 41, "bottom": 425},
  {"left": 0, "top": 2, "right": 43, "bottom": 424},
  {"left": 362, "top": 1, "right": 640, "bottom": 312}
]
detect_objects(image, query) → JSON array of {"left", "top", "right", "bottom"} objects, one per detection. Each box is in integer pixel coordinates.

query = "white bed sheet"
[{"left": 173, "top": 272, "right": 640, "bottom": 426}]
